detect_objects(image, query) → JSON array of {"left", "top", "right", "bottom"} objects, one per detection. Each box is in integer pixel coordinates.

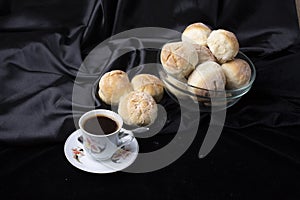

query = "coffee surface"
[{"left": 83, "top": 115, "right": 118, "bottom": 135}]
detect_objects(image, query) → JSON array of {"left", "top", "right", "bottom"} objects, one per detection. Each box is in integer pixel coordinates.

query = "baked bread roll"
[
  {"left": 187, "top": 61, "right": 226, "bottom": 98},
  {"left": 182, "top": 22, "right": 212, "bottom": 46},
  {"left": 98, "top": 70, "right": 133, "bottom": 105},
  {"left": 221, "top": 58, "right": 251, "bottom": 89},
  {"left": 131, "top": 74, "right": 164, "bottom": 102},
  {"left": 118, "top": 91, "right": 158, "bottom": 126},
  {"left": 160, "top": 41, "right": 198, "bottom": 79},
  {"left": 194, "top": 44, "right": 216, "bottom": 64},
  {"left": 207, "top": 29, "right": 239, "bottom": 64}
]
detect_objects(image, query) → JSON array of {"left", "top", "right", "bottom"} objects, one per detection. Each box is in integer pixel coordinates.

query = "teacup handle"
[{"left": 117, "top": 128, "right": 134, "bottom": 148}]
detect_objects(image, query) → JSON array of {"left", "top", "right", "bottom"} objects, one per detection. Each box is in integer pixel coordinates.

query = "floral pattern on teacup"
[{"left": 84, "top": 137, "right": 106, "bottom": 153}]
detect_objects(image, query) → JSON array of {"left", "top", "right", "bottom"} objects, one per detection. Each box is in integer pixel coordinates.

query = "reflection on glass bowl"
[{"left": 158, "top": 51, "right": 256, "bottom": 112}]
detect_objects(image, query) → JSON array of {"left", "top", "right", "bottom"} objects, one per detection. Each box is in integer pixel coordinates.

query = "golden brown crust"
[
  {"left": 118, "top": 91, "right": 158, "bottom": 126},
  {"left": 131, "top": 74, "right": 164, "bottom": 102},
  {"left": 98, "top": 70, "right": 133, "bottom": 105},
  {"left": 160, "top": 41, "right": 198, "bottom": 79},
  {"left": 193, "top": 44, "right": 216, "bottom": 64},
  {"left": 182, "top": 23, "right": 212, "bottom": 46},
  {"left": 207, "top": 29, "right": 239, "bottom": 64},
  {"left": 221, "top": 59, "right": 251, "bottom": 89},
  {"left": 187, "top": 61, "right": 226, "bottom": 98}
]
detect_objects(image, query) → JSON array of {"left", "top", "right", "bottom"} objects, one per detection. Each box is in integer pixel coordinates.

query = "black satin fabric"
[{"left": 1, "top": 0, "right": 300, "bottom": 199}]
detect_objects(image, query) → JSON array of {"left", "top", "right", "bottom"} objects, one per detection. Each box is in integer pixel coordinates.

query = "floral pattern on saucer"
[{"left": 72, "top": 147, "right": 85, "bottom": 163}]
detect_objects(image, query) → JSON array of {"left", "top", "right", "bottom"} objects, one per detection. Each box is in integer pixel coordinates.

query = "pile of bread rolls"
[
  {"left": 160, "top": 22, "right": 252, "bottom": 99},
  {"left": 97, "top": 22, "right": 252, "bottom": 125},
  {"left": 98, "top": 70, "right": 164, "bottom": 126}
]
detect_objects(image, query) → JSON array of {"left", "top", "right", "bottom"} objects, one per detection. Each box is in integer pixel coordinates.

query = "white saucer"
[{"left": 64, "top": 129, "right": 139, "bottom": 173}]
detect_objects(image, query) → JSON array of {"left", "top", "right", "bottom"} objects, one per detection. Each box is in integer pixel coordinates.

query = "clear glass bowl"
[{"left": 158, "top": 51, "right": 256, "bottom": 112}]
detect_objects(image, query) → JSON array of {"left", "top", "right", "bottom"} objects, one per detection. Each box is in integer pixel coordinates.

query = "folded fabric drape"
[
  {"left": 1, "top": 1, "right": 300, "bottom": 199},
  {"left": 0, "top": 0, "right": 299, "bottom": 153}
]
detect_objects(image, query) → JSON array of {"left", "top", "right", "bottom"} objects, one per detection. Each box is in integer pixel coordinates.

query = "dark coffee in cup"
[{"left": 83, "top": 115, "right": 118, "bottom": 135}]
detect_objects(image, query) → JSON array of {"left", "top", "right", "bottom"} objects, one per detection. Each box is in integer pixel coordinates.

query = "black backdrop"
[{"left": 1, "top": 0, "right": 300, "bottom": 199}]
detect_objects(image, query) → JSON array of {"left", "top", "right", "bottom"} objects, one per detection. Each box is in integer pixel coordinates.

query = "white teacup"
[{"left": 79, "top": 109, "right": 134, "bottom": 161}]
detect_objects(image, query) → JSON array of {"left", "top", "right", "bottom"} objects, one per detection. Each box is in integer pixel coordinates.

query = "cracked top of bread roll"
[
  {"left": 118, "top": 91, "right": 158, "bottom": 126},
  {"left": 182, "top": 23, "right": 212, "bottom": 46},
  {"left": 207, "top": 29, "right": 239, "bottom": 64},
  {"left": 131, "top": 74, "right": 164, "bottom": 102},
  {"left": 187, "top": 61, "right": 226, "bottom": 97},
  {"left": 160, "top": 41, "right": 198, "bottom": 79},
  {"left": 221, "top": 58, "right": 251, "bottom": 89},
  {"left": 98, "top": 70, "right": 133, "bottom": 105}
]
